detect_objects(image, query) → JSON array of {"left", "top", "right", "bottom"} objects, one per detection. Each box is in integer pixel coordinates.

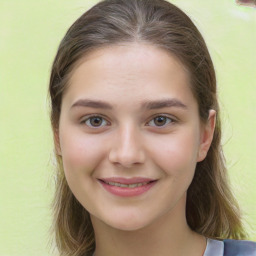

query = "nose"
[{"left": 108, "top": 125, "right": 145, "bottom": 168}]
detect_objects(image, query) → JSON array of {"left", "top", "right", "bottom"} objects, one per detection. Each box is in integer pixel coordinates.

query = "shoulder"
[{"left": 224, "top": 239, "right": 256, "bottom": 256}]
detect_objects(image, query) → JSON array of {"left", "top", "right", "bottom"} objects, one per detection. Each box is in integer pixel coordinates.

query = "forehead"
[
  {"left": 63, "top": 43, "right": 194, "bottom": 108},
  {"left": 70, "top": 43, "right": 189, "bottom": 81}
]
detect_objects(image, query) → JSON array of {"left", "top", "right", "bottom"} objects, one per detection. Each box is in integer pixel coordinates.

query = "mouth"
[
  {"left": 100, "top": 180, "right": 153, "bottom": 188},
  {"left": 98, "top": 177, "right": 157, "bottom": 197}
]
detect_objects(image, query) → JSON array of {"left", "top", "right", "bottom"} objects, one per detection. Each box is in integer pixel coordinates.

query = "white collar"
[{"left": 204, "top": 238, "right": 224, "bottom": 256}]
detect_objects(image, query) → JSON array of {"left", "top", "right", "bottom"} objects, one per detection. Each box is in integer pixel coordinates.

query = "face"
[{"left": 57, "top": 43, "right": 215, "bottom": 231}]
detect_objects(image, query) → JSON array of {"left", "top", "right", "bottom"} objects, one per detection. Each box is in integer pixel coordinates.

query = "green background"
[{"left": 0, "top": 0, "right": 255, "bottom": 255}]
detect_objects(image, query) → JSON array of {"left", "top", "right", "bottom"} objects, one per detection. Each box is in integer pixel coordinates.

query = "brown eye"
[
  {"left": 84, "top": 116, "right": 108, "bottom": 127},
  {"left": 154, "top": 116, "right": 167, "bottom": 126},
  {"left": 148, "top": 116, "right": 173, "bottom": 127}
]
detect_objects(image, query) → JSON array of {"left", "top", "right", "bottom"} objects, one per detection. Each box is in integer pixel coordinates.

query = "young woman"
[{"left": 49, "top": 0, "right": 256, "bottom": 255}]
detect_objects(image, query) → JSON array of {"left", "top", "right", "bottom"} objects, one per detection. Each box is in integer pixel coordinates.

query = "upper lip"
[{"left": 99, "top": 177, "right": 156, "bottom": 184}]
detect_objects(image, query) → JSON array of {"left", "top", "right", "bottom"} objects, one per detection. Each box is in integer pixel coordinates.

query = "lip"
[
  {"left": 100, "top": 177, "right": 155, "bottom": 184},
  {"left": 98, "top": 177, "right": 157, "bottom": 197}
]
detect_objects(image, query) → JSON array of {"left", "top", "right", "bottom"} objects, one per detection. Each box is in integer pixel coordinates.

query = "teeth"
[{"left": 105, "top": 181, "right": 149, "bottom": 188}]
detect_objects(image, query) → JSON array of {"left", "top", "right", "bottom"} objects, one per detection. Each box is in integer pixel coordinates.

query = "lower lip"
[{"left": 99, "top": 180, "right": 157, "bottom": 197}]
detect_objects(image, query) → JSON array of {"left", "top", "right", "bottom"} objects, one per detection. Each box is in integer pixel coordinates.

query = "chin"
[
  {"left": 107, "top": 221, "right": 149, "bottom": 232},
  {"left": 101, "top": 211, "right": 156, "bottom": 232}
]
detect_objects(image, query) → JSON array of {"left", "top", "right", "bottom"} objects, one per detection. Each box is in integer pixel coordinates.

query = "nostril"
[{"left": 108, "top": 149, "right": 145, "bottom": 168}]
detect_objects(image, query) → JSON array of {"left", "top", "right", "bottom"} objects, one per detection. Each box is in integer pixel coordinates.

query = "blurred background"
[{"left": 0, "top": 0, "right": 255, "bottom": 255}]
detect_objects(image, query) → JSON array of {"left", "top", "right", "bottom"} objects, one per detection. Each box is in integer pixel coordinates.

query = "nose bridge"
[{"left": 109, "top": 122, "right": 145, "bottom": 167}]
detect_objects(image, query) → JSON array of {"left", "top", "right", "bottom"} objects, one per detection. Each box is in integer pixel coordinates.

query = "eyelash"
[
  {"left": 80, "top": 114, "right": 176, "bottom": 129},
  {"left": 81, "top": 114, "right": 110, "bottom": 128},
  {"left": 146, "top": 114, "right": 176, "bottom": 127}
]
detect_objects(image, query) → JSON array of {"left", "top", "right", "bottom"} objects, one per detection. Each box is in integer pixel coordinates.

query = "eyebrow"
[
  {"left": 70, "top": 98, "right": 187, "bottom": 110},
  {"left": 71, "top": 99, "right": 113, "bottom": 110},
  {"left": 141, "top": 98, "right": 188, "bottom": 110}
]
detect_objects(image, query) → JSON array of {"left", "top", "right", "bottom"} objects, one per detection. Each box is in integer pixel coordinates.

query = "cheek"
[
  {"left": 148, "top": 130, "right": 200, "bottom": 177},
  {"left": 59, "top": 127, "right": 106, "bottom": 174}
]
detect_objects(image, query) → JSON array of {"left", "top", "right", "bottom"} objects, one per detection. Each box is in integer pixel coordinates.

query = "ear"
[
  {"left": 54, "top": 128, "right": 62, "bottom": 156},
  {"left": 197, "top": 110, "right": 216, "bottom": 162}
]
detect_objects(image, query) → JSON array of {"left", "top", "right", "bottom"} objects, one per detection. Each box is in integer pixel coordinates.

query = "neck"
[{"left": 91, "top": 196, "right": 206, "bottom": 256}]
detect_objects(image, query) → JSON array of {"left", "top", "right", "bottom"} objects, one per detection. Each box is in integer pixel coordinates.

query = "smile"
[
  {"left": 103, "top": 181, "right": 150, "bottom": 188},
  {"left": 98, "top": 178, "right": 157, "bottom": 197}
]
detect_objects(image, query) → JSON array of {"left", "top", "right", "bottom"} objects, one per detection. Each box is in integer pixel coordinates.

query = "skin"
[{"left": 56, "top": 43, "right": 216, "bottom": 256}]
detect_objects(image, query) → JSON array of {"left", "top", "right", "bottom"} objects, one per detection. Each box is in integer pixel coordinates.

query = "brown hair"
[{"left": 49, "top": 0, "right": 247, "bottom": 255}]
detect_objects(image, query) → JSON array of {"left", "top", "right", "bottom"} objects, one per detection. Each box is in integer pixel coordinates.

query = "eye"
[
  {"left": 83, "top": 116, "right": 109, "bottom": 128},
  {"left": 147, "top": 115, "right": 174, "bottom": 127}
]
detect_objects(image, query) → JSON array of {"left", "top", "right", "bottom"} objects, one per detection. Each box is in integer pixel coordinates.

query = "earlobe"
[
  {"left": 197, "top": 110, "right": 216, "bottom": 162},
  {"left": 54, "top": 128, "right": 62, "bottom": 156}
]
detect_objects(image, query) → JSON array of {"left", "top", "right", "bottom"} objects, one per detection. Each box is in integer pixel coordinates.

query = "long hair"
[{"left": 49, "top": 0, "right": 247, "bottom": 255}]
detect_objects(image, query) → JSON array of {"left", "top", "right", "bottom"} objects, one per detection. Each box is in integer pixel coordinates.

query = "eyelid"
[
  {"left": 80, "top": 114, "right": 111, "bottom": 127},
  {"left": 146, "top": 114, "right": 177, "bottom": 127}
]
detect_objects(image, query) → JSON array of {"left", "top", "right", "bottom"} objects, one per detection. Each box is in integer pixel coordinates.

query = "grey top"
[
  {"left": 91, "top": 238, "right": 256, "bottom": 256},
  {"left": 204, "top": 238, "right": 256, "bottom": 256}
]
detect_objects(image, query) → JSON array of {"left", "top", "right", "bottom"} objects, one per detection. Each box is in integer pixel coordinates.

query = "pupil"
[
  {"left": 91, "top": 117, "right": 102, "bottom": 127},
  {"left": 154, "top": 116, "right": 166, "bottom": 126}
]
